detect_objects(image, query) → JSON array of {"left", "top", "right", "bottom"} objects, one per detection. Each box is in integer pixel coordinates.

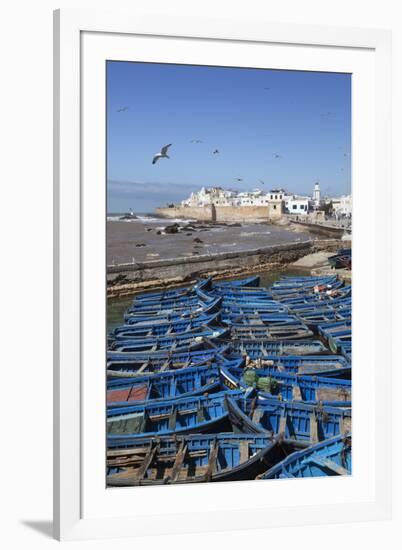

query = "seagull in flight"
[
  {"left": 235, "top": 177, "right": 243, "bottom": 182},
  {"left": 213, "top": 149, "right": 220, "bottom": 154},
  {"left": 259, "top": 179, "right": 265, "bottom": 185},
  {"left": 152, "top": 144, "right": 172, "bottom": 164},
  {"left": 116, "top": 106, "right": 129, "bottom": 112},
  {"left": 190, "top": 139, "right": 203, "bottom": 143},
  {"left": 273, "top": 153, "right": 281, "bottom": 159}
]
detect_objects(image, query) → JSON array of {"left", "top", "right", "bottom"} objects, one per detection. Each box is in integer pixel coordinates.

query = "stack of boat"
[{"left": 106, "top": 272, "right": 352, "bottom": 486}]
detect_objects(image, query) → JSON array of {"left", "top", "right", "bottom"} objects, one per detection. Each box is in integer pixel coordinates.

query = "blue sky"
[{"left": 107, "top": 61, "right": 351, "bottom": 213}]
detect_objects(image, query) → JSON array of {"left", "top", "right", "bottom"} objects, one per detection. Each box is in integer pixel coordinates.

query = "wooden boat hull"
[{"left": 106, "top": 433, "right": 308, "bottom": 486}]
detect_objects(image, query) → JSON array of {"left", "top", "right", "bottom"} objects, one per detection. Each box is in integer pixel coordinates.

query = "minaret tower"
[{"left": 313, "top": 182, "right": 321, "bottom": 207}]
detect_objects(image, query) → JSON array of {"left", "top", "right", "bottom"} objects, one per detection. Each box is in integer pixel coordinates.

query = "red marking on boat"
[{"left": 107, "top": 384, "right": 148, "bottom": 403}]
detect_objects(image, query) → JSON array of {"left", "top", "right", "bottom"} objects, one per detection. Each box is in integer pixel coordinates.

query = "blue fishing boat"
[
  {"left": 230, "top": 324, "right": 314, "bottom": 340},
  {"left": 271, "top": 275, "right": 339, "bottom": 290},
  {"left": 222, "top": 298, "right": 280, "bottom": 309},
  {"left": 213, "top": 275, "right": 260, "bottom": 288},
  {"left": 253, "top": 354, "right": 351, "bottom": 378},
  {"left": 107, "top": 390, "right": 243, "bottom": 439},
  {"left": 296, "top": 307, "right": 351, "bottom": 328},
  {"left": 107, "top": 364, "right": 224, "bottom": 406},
  {"left": 220, "top": 365, "right": 351, "bottom": 404},
  {"left": 317, "top": 320, "right": 352, "bottom": 354},
  {"left": 106, "top": 433, "right": 308, "bottom": 486},
  {"left": 339, "top": 341, "right": 352, "bottom": 361},
  {"left": 328, "top": 249, "right": 352, "bottom": 270},
  {"left": 124, "top": 296, "right": 222, "bottom": 323},
  {"left": 223, "top": 303, "right": 288, "bottom": 314},
  {"left": 127, "top": 292, "right": 217, "bottom": 313},
  {"left": 283, "top": 287, "right": 352, "bottom": 308},
  {"left": 107, "top": 356, "right": 244, "bottom": 379},
  {"left": 110, "top": 326, "right": 229, "bottom": 352},
  {"left": 213, "top": 287, "right": 272, "bottom": 299},
  {"left": 107, "top": 342, "right": 232, "bottom": 363},
  {"left": 111, "top": 312, "right": 220, "bottom": 339},
  {"left": 227, "top": 394, "right": 351, "bottom": 442},
  {"left": 223, "top": 313, "right": 301, "bottom": 326},
  {"left": 232, "top": 340, "right": 328, "bottom": 358},
  {"left": 272, "top": 282, "right": 345, "bottom": 303},
  {"left": 260, "top": 433, "right": 352, "bottom": 478},
  {"left": 132, "top": 278, "right": 211, "bottom": 302}
]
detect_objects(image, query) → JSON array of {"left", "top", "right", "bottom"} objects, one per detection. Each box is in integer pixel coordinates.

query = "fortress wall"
[
  {"left": 214, "top": 205, "right": 282, "bottom": 222},
  {"left": 155, "top": 204, "right": 283, "bottom": 222},
  {"left": 155, "top": 206, "right": 213, "bottom": 221}
]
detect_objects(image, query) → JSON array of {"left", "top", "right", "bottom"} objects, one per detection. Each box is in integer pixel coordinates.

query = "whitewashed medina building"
[
  {"left": 332, "top": 194, "right": 352, "bottom": 216},
  {"left": 181, "top": 187, "right": 282, "bottom": 207}
]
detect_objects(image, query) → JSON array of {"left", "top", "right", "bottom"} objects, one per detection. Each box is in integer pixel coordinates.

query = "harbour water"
[{"left": 106, "top": 216, "right": 312, "bottom": 266}]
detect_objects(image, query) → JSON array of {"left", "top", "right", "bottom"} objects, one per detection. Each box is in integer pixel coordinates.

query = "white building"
[
  {"left": 181, "top": 187, "right": 281, "bottom": 208},
  {"left": 332, "top": 194, "right": 352, "bottom": 217},
  {"left": 181, "top": 187, "right": 236, "bottom": 207},
  {"left": 285, "top": 196, "right": 310, "bottom": 215}
]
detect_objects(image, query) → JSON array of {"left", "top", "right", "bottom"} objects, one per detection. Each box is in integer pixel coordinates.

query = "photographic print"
[{"left": 106, "top": 61, "right": 352, "bottom": 487}]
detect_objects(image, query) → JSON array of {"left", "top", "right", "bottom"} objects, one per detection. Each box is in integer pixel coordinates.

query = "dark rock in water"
[
  {"left": 119, "top": 214, "right": 137, "bottom": 220},
  {"left": 228, "top": 222, "right": 242, "bottom": 227},
  {"left": 164, "top": 223, "right": 180, "bottom": 234},
  {"left": 193, "top": 237, "right": 203, "bottom": 243},
  {"left": 186, "top": 233, "right": 192, "bottom": 236},
  {"left": 135, "top": 243, "right": 146, "bottom": 247},
  {"left": 146, "top": 228, "right": 152, "bottom": 232},
  {"left": 156, "top": 230, "right": 162, "bottom": 235},
  {"left": 110, "top": 273, "right": 128, "bottom": 286}
]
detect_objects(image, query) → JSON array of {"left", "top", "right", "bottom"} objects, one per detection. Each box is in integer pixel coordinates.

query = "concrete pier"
[{"left": 107, "top": 238, "right": 344, "bottom": 298}]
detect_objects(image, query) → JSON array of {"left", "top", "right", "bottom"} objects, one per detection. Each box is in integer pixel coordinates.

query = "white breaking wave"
[
  {"left": 239, "top": 231, "right": 271, "bottom": 237},
  {"left": 136, "top": 215, "right": 164, "bottom": 223},
  {"left": 107, "top": 215, "right": 196, "bottom": 225}
]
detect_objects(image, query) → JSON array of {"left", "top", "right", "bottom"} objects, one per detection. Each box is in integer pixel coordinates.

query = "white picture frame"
[{"left": 53, "top": 8, "right": 392, "bottom": 541}]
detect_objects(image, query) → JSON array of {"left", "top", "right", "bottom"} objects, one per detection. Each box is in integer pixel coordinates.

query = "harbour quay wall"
[
  {"left": 289, "top": 220, "right": 350, "bottom": 238},
  {"left": 155, "top": 204, "right": 282, "bottom": 223},
  {"left": 107, "top": 239, "right": 342, "bottom": 297}
]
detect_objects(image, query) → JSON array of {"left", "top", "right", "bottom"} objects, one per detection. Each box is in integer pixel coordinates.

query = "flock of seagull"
[
  {"left": 150, "top": 141, "right": 281, "bottom": 175},
  {"left": 115, "top": 104, "right": 346, "bottom": 182},
  {"left": 150, "top": 142, "right": 279, "bottom": 187}
]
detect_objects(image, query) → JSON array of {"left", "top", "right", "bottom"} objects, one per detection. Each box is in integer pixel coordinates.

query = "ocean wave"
[
  {"left": 107, "top": 215, "right": 196, "bottom": 224},
  {"left": 239, "top": 231, "right": 271, "bottom": 237}
]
